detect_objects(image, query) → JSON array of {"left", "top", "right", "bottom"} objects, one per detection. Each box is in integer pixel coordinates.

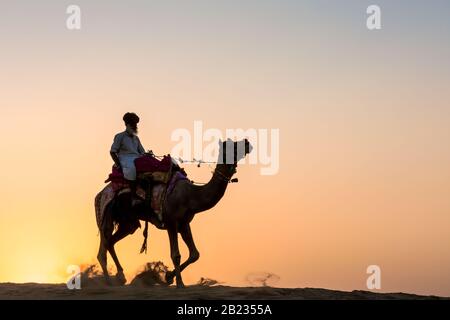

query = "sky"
[{"left": 0, "top": 0, "right": 449, "bottom": 296}]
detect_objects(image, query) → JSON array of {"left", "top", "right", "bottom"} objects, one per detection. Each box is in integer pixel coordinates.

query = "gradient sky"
[{"left": 0, "top": 0, "right": 449, "bottom": 296}]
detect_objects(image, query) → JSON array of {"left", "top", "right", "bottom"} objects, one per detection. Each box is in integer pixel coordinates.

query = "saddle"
[{"left": 104, "top": 154, "right": 187, "bottom": 219}]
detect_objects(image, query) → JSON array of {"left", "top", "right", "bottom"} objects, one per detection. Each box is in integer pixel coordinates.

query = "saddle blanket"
[{"left": 95, "top": 171, "right": 188, "bottom": 229}]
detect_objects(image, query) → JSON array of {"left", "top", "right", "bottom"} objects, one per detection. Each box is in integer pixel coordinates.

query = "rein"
[{"left": 152, "top": 153, "right": 239, "bottom": 185}]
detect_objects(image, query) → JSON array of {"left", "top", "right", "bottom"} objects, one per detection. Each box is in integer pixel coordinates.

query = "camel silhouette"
[{"left": 96, "top": 138, "right": 253, "bottom": 288}]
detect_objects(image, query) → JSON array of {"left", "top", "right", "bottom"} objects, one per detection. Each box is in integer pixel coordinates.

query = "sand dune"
[
  {"left": 0, "top": 283, "right": 447, "bottom": 300},
  {"left": 2, "top": 263, "right": 447, "bottom": 300}
]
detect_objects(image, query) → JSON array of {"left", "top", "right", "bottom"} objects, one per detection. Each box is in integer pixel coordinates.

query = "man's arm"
[
  {"left": 110, "top": 133, "right": 123, "bottom": 169},
  {"left": 110, "top": 152, "right": 121, "bottom": 169},
  {"left": 137, "top": 136, "right": 145, "bottom": 155}
]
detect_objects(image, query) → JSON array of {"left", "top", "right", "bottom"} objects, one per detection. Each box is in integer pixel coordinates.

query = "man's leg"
[
  {"left": 144, "top": 179, "right": 164, "bottom": 226},
  {"left": 127, "top": 180, "right": 142, "bottom": 229}
]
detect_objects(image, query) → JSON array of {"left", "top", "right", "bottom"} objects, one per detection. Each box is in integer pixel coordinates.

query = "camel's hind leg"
[
  {"left": 106, "top": 222, "right": 139, "bottom": 285},
  {"left": 97, "top": 235, "right": 108, "bottom": 277},
  {"left": 97, "top": 206, "right": 114, "bottom": 282}
]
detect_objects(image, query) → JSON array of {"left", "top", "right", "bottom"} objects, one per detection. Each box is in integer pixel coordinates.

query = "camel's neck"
[{"left": 188, "top": 163, "right": 236, "bottom": 214}]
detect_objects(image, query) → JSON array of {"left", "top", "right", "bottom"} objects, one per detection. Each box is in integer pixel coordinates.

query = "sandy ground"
[{"left": 0, "top": 283, "right": 447, "bottom": 300}]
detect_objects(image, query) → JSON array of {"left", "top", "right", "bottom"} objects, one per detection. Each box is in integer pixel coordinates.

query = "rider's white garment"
[{"left": 110, "top": 131, "right": 145, "bottom": 180}]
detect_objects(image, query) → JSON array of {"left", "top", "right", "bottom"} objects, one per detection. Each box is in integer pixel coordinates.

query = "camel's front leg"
[
  {"left": 166, "top": 224, "right": 199, "bottom": 285},
  {"left": 167, "top": 227, "right": 185, "bottom": 288}
]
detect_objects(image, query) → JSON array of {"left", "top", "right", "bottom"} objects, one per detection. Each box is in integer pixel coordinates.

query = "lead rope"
[
  {"left": 140, "top": 183, "right": 153, "bottom": 254},
  {"left": 152, "top": 154, "right": 216, "bottom": 185}
]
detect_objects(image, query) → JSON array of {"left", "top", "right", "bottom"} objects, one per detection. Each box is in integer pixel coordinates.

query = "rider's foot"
[
  {"left": 157, "top": 212, "right": 165, "bottom": 228},
  {"left": 132, "top": 219, "right": 141, "bottom": 230}
]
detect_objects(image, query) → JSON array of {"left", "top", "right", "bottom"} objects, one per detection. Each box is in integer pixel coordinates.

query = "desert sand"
[
  {"left": 0, "top": 282, "right": 447, "bottom": 300},
  {"left": 1, "top": 263, "right": 447, "bottom": 300}
]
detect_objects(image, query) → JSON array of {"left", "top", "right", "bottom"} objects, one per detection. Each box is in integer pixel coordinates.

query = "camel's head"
[{"left": 219, "top": 138, "right": 253, "bottom": 164}]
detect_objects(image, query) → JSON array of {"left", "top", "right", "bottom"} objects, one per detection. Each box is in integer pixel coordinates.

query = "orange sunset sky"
[{"left": 0, "top": 1, "right": 449, "bottom": 296}]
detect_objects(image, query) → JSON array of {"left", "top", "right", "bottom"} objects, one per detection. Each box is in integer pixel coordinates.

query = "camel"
[{"left": 96, "top": 138, "right": 253, "bottom": 288}]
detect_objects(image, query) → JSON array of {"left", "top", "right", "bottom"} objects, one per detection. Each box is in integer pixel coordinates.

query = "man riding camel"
[
  {"left": 110, "top": 112, "right": 145, "bottom": 183},
  {"left": 110, "top": 112, "right": 163, "bottom": 225}
]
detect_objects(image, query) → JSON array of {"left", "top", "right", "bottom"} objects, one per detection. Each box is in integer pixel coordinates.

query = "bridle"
[{"left": 213, "top": 163, "right": 237, "bottom": 183}]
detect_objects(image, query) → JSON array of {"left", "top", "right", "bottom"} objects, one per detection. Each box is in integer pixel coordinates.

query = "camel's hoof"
[
  {"left": 103, "top": 275, "right": 112, "bottom": 286},
  {"left": 116, "top": 271, "right": 127, "bottom": 285},
  {"left": 165, "top": 271, "right": 175, "bottom": 285},
  {"left": 176, "top": 281, "right": 185, "bottom": 289}
]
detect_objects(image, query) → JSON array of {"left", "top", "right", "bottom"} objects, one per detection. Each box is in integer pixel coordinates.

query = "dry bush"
[
  {"left": 245, "top": 272, "right": 280, "bottom": 287},
  {"left": 129, "top": 261, "right": 170, "bottom": 287}
]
